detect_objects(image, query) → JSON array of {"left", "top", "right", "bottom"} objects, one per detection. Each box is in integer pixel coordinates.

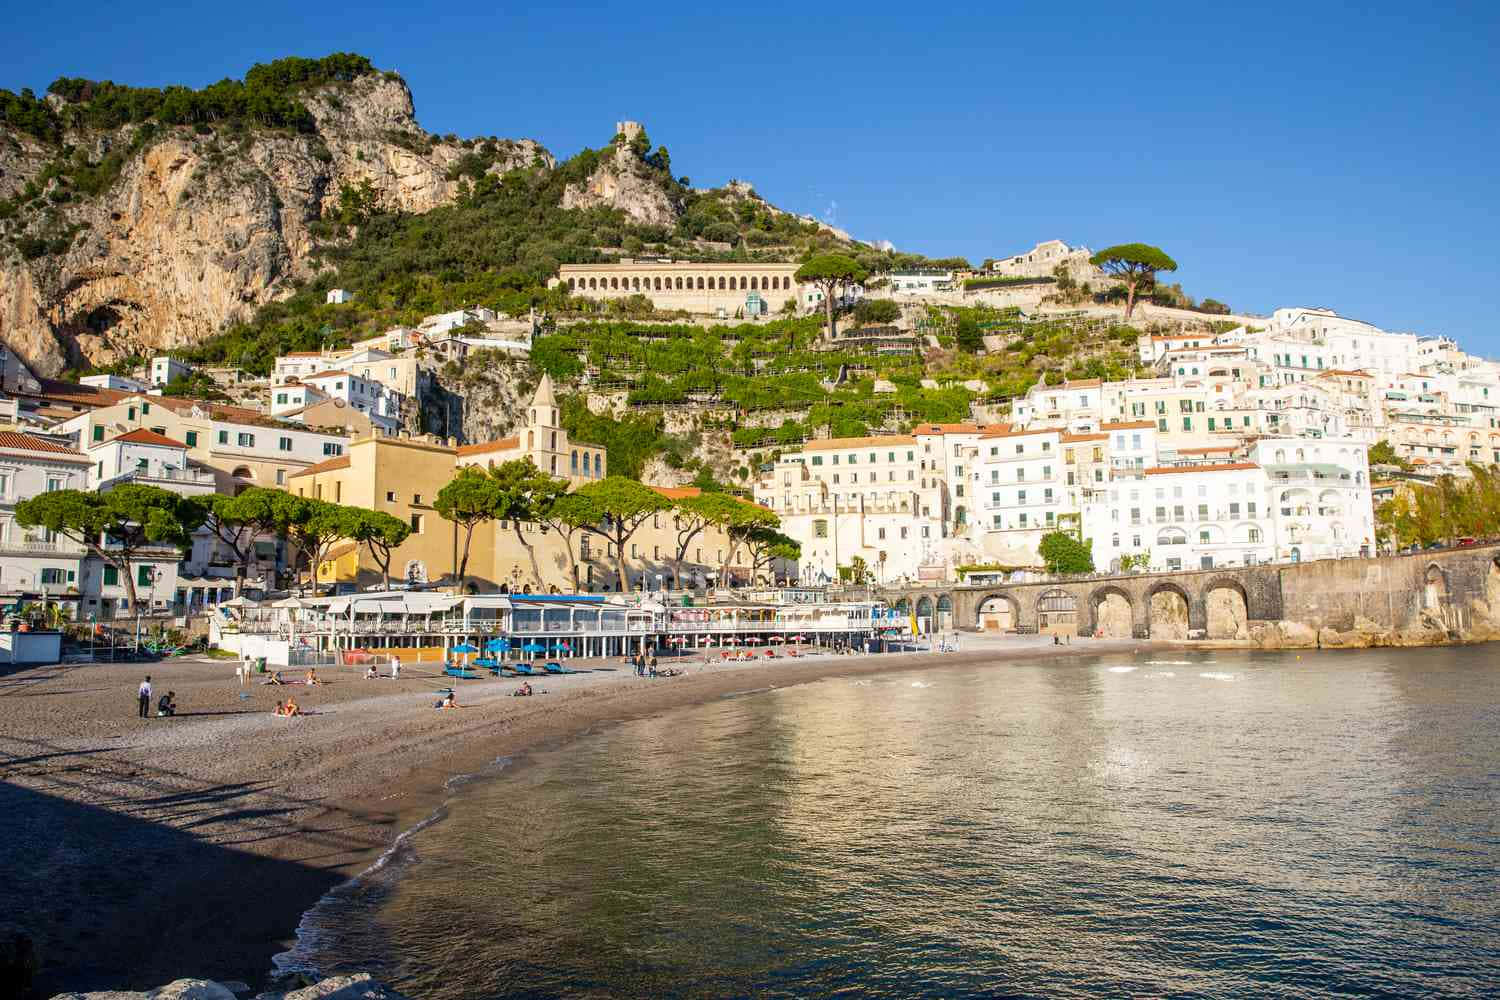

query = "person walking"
[
  {"left": 137, "top": 676, "right": 152, "bottom": 719},
  {"left": 391, "top": 655, "right": 401, "bottom": 680}
]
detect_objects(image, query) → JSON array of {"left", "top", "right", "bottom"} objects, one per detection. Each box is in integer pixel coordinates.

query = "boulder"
[
  {"left": 256, "top": 974, "right": 411, "bottom": 1000},
  {"left": 154, "top": 982, "right": 239, "bottom": 1000}
]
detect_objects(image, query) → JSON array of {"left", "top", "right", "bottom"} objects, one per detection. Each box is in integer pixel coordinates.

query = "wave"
[
  {"left": 1107, "top": 666, "right": 1137, "bottom": 674},
  {"left": 1199, "top": 672, "right": 1237, "bottom": 681}
]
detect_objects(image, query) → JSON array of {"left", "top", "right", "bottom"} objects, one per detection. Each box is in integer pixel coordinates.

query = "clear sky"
[{"left": 8, "top": 2, "right": 1498, "bottom": 348}]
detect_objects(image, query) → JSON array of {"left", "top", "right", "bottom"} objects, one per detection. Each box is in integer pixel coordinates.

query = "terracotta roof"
[
  {"left": 979, "top": 425, "right": 1062, "bottom": 440},
  {"left": 288, "top": 455, "right": 351, "bottom": 478},
  {"left": 1316, "top": 368, "right": 1373, "bottom": 378},
  {"left": 1060, "top": 432, "right": 1108, "bottom": 443},
  {"left": 0, "top": 431, "right": 88, "bottom": 458},
  {"left": 803, "top": 435, "right": 918, "bottom": 450},
  {"left": 124, "top": 394, "right": 335, "bottom": 434},
  {"left": 1177, "top": 445, "right": 1237, "bottom": 454},
  {"left": 455, "top": 436, "right": 520, "bottom": 458},
  {"left": 1100, "top": 420, "right": 1156, "bottom": 430},
  {"left": 1143, "top": 462, "right": 1260, "bottom": 475},
  {"left": 302, "top": 370, "right": 354, "bottom": 380},
  {"left": 1060, "top": 378, "right": 1102, "bottom": 388},
  {"left": 28, "top": 378, "right": 130, "bottom": 408},
  {"left": 282, "top": 351, "right": 324, "bottom": 358},
  {"left": 112, "top": 428, "right": 187, "bottom": 448},
  {"left": 913, "top": 422, "right": 981, "bottom": 435},
  {"left": 651, "top": 486, "right": 702, "bottom": 500}
]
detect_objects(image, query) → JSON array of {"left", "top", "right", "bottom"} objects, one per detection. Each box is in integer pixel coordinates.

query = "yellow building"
[{"left": 292, "top": 378, "right": 745, "bottom": 592}]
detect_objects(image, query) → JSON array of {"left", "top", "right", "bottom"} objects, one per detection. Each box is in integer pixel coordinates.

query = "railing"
[{"left": 0, "top": 539, "right": 87, "bottom": 556}]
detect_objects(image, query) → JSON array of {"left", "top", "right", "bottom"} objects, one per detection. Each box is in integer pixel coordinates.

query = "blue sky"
[{"left": 8, "top": 2, "right": 1498, "bottom": 348}]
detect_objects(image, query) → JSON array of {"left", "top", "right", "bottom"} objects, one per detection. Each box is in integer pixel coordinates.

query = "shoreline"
[{"left": 3, "top": 636, "right": 1149, "bottom": 994}]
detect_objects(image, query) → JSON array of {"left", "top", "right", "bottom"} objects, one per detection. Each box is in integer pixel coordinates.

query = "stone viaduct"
[{"left": 864, "top": 544, "right": 1500, "bottom": 640}]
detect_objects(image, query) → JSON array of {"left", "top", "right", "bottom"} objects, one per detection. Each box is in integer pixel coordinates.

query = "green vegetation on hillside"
[{"left": 1377, "top": 466, "right": 1500, "bottom": 549}]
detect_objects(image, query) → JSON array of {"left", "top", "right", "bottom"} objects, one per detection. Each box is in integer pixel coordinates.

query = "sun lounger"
[
  {"left": 542, "top": 661, "right": 576, "bottom": 675},
  {"left": 443, "top": 665, "right": 480, "bottom": 679},
  {"left": 511, "top": 662, "right": 541, "bottom": 676}
]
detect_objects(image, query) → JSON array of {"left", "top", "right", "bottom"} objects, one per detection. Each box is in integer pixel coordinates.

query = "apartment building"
[
  {"left": 0, "top": 431, "right": 91, "bottom": 598},
  {"left": 57, "top": 394, "right": 349, "bottom": 495},
  {"left": 755, "top": 434, "right": 949, "bottom": 584}
]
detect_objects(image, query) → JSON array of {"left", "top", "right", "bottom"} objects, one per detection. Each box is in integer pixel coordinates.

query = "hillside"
[{"left": 0, "top": 54, "right": 939, "bottom": 377}]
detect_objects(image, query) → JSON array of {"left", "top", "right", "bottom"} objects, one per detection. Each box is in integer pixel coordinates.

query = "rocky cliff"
[{"left": 0, "top": 72, "right": 551, "bottom": 375}]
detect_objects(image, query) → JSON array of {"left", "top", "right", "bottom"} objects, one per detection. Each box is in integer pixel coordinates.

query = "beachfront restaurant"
[{"left": 221, "top": 591, "right": 900, "bottom": 664}]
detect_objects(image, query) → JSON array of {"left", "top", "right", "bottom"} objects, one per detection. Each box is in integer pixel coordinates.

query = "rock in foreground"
[{"left": 49, "top": 972, "right": 409, "bottom": 1000}]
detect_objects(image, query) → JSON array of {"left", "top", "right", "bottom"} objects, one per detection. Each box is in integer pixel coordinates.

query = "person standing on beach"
[
  {"left": 137, "top": 676, "right": 152, "bottom": 718},
  {"left": 391, "top": 655, "right": 401, "bottom": 680}
]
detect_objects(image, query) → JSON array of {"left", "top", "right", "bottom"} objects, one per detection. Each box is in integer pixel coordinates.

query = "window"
[
  {"left": 279, "top": 436, "right": 293, "bottom": 452},
  {"left": 323, "top": 443, "right": 342, "bottom": 457},
  {"left": 900, "top": 527, "right": 909, "bottom": 540},
  {"left": 40, "top": 567, "right": 67, "bottom": 585},
  {"left": 811, "top": 456, "right": 823, "bottom": 466},
  {"left": 1197, "top": 504, "right": 1208, "bottom": 520},
  {"left": 813, "top": 520, "right": 828, "bottom": 538},
  {"left": 217, "top": 430, "right": 229, "bottom": 445},
  {"left": 386, "top": 491, "right": 396, "bottom": 502},
  {"left": 46, "top": 476, "right": 64, "bottom": 492},
  {"left": 410, "top": 513, "right": 424, "bottom": 533},
  {"left": 237, "top": 433, "right": 255, "bottom": 447},
  {"left": 185, "top": 431, "right": 198, "bottom": 447},
  {"left": 92, "top": 426, "right": 104, "bottom": 442},
  {"left": 413, "top": 494, "right": 423, "bottom": 505},
  {"left": 1174, "top": 505, "right": 1185, "bottom": 521},
  {"left": 137, "top": 565, "right": 152, "bottom": 586},
  {"left": 103, "top": 566, "right": 118, "bottom": 586},
  {"left": 276, "top": 469, "right": 285, "bottom": 485}
]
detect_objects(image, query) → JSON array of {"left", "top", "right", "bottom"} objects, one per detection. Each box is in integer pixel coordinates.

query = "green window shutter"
[
  {"left": 137, "top": 565, "right": 151, "bottom": 586},
  {"left": 142, "top": 403, "right": 151, "bottom": 414},
  {"left": 67, "top": 570, "right": 76, "bottom": 582},
  {"left": 92, "top": 426, "right": 103, "bottom": 442},
  {"left": 186, "top": 431, "right": 198, "bottom": 447},
  {"left": 103, "top": 566, "right": 118, "bottom": 586}
]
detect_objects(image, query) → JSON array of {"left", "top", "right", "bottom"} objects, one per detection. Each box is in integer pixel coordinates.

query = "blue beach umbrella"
[
  {"left": 452, "top": 642, "right": 479, "bottom": 653},
  {"left": 486, "top": 638, "right": 511, "bottom": 651},
  {"left": 522, "top": 641, "right": 546, "bottom": 653}
]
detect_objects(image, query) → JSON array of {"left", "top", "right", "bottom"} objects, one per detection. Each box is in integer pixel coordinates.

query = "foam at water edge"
[
  {"left": 1199, "top": 672, "right": 1237, "bottom": 681},
  {"left": 1107, "top": 666, "right": 1137, "bottom": 673},
  {"left": 270, "top": 755, "right": 514, "bottom": 978}
]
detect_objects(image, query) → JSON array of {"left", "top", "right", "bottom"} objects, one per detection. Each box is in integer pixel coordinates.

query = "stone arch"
[
  {"left": 231, "top": 466, "right": 254, "bottom": 481},
  {"left": 976, "top": 593, "right": 1018, "bottom": 632},
  {"left": 936, "top": 594, "right": 953, "bottom": 630},
  {"left": 1037, "top": 588, "right": 1078, "bottom": 634},
  {"left": 1089, "top": 585, "right": 1134, "bottom": 638},
  {"left": 750, "top": 276, "right": 759, "bottom": 290},
  {"left": 566, "top": 278, "right": 576, "bottom": 290},
  {"left": 915, "top": 595, "right": 934, "bottom": 627},
  {"left": 1203, "top": 577, "right": 1249, "bottom": 639},
  {"left": 894, "top": 597, "right": 911, "bottom": 616},
  {"left": 1147, "top": 582, "right": 1191, "bottom": 639},
  {"left": 697, "top": 277, "right": 705, "bottom": 290}
]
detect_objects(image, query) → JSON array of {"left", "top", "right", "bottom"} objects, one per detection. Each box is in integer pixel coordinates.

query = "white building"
[
  {"left": 80, "top": 373, "right": 151, "bottom": 393},
  {"left": 326, "top": 288, "right": 354, "bottom": 304},
  {"left": 297, "top": 370, "right": 405, "bottom": 433},
  {"left": 755, "top": 434, "right": 948, "bottom": 584},
  {"left": 150, "top": 356, "right": 192, "bottom": 387},
  {"left": 0, "top": 431, "right": 90, "bottom": 600},
  {"left": 883, "top": 269, "right": 955, "bottom": 295}
]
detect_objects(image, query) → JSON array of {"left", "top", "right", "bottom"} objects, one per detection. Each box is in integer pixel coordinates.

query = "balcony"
[{"left": 0, "top": 538, "right": 87, "bottom": 557}]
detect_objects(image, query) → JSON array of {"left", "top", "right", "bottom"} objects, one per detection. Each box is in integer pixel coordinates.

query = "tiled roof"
[
  {"left": 0, "top": 431, "right": 88, "bottom": 458},
  {"left": 112, "top": 428, "right": 187, "bottom": 448},
  {"left": 303, "top": 370, "right": 353, "bottom": 380},
  {"left": 651, "top": 486, "right": 702, "bottom": 500},
  {"left": 288, "top": 455, "right": 351, "bottom": 478},
  {"left": 1060, "top": 432, "right": 1108, "bottom": 443},
  {"left": 455, "top": 436, "right": 520, "bottom": 458},
  {"left": 1143, "top": 462, "right": 1260, "bottom": 476},
  {"left": 1100, "top": 420, "right": 1156, "bottom": 430},
  {"left": 803, "top": 435, "right": 918, "bottom": 450},
  {"left": 29, "top": 378, "right": 130, "bottom": 407},
  {"left": 913, "top": 422, "right": 981, "bottom": 435},
  {"left": 1060, "top": 378, "right": 1102, "bottom": 388}
]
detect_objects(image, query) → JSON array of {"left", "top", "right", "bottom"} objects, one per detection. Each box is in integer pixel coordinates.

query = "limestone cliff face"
[
  {"left": 0, "top": 74, "right": 552, "bottom": 375},
  {"left": 561, "top": 142, "right": 679, "bottom": 228}
]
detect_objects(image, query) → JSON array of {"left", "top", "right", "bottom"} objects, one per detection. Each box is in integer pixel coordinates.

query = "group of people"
[
  {"left": 273, "top": 697, "right": 301, "bottom": 717},
  {"left": 136, "top": 677, "right": 179, "bottom": 718},
  {"left": 435, "top": 690, "right": 460, "bottom": 709},
  {"left": 627, "top": 652, "right": 684, "bottom": 679}
]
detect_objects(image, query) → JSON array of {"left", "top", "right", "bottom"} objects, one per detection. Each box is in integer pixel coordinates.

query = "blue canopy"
[
  {"left": 452, "top": 643, "right": 479, "bottom": 653},
  {"left": 486, "top": 638, "right": 511, "bottom": 651},
  {"left": 522, "top": 641, "right": 546, "bottom": 652}
]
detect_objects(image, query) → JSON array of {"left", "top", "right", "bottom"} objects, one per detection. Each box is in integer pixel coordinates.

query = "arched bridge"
[
  {"left": 867, "top": 545, "right": 1500, "bottom": 640},
  {"left": 872, "top": 565, "right": 1279, "bottom": 639}
]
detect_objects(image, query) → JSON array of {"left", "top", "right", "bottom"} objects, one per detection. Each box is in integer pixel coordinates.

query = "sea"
[{"left": 281, "top": 647, "right": 1500, "bottom": 998}]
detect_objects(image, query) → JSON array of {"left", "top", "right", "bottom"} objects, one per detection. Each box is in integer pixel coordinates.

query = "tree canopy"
[
  {"left": 1089, "top": 243, "right": 1177, "bottom": 320},
  {"left": 575, "top": 476, "right": 672, "bottom": 590},
  {"left": 1038, "top": 530, "right": 1095, "bottom": 575},
  {"left": 796, "top": 253, "right": 870, "bottom": 339},
  {"left": 16, "top": 485, "right": 206, "bottom": 607}
]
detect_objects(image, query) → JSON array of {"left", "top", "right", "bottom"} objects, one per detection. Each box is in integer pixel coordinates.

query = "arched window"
[
  {"left": 718, "top": 276, "right": 727, "bottom": 290},
  {"left": 588, "top": 278, "right": 597, "bottom": 289},
  {"left": 654, "top": 277, "right": 661, "bottom": 290},
  {"left": 593, "top": 454, "right": 602, "bottom": 477},
  {"left": 1275, "top": 449, "right": 1286, "bottom": 463},
  {"left": 566, "top": 278, "right": 575, "bottom": 290},
  {"left": 750, "top": 276, "right": 759, "bottom": 290},
  {"left": 697, "top": 277, "right": 705, "bottom": 289},
  {"left": 527, "top": 431, "right": 534, "bottom": 448},
  {"left": 571, "top": 450, "right": 578, "bottom": 473}
]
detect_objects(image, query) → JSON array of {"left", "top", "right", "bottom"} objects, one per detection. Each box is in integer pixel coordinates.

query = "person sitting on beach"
[
  {"left": 156, "top": 691, "right": 177, "bottom": 717},
  {"left": 273, "top": 700, "right": 286, "bottom": 716},
  {"left": 305, "top": 668, "right": 322, "bottom": 686},
  {"left": 439, "top": 691, "right": 459, "bottom": 710},
  {"left": 268, "top": 670, "right": 285, "bottom": 685},
  {"left": 364, "top": 665, "right": 377, "bottom": 680},
  {"left": 284, "top": 697, "right": 300, "bottom": 716},
  {"left": 513, "top": 681, "right": 533, "bottom": 697}
]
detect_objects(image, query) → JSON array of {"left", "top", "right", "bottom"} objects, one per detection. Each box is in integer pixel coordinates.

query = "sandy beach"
[{"left": 1, "top": 635, "right": 1146, "bottom": 995}]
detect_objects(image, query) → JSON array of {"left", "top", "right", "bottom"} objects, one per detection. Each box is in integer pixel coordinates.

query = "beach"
[{"left": 0, "top": 635, "right": 1143, "bottom": 995}]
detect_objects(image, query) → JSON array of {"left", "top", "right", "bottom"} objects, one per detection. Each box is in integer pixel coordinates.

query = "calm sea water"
[{"left": 288, "top": 648, "right": 1500, "bottom": 998}]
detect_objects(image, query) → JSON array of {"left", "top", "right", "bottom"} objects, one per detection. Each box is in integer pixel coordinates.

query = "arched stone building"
[{"left": 553, "top": 261, "right": 804, "bottom": 315}]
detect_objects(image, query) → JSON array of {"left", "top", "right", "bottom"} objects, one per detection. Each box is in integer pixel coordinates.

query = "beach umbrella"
[
  {"left": 522, "top": 641, "right": 546, "bottom": 653},
  {"left": 486, "top": 638, "right": 510, "bottom": 651},
  {"left": 744, "top": 636, "right": 762, "bottom": 644},
  {"left": 452, "top": 642, "right": 479, "bottom": 653},
  {"left": 789, "top": 634, "right": 805, "bottom": 642}
]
